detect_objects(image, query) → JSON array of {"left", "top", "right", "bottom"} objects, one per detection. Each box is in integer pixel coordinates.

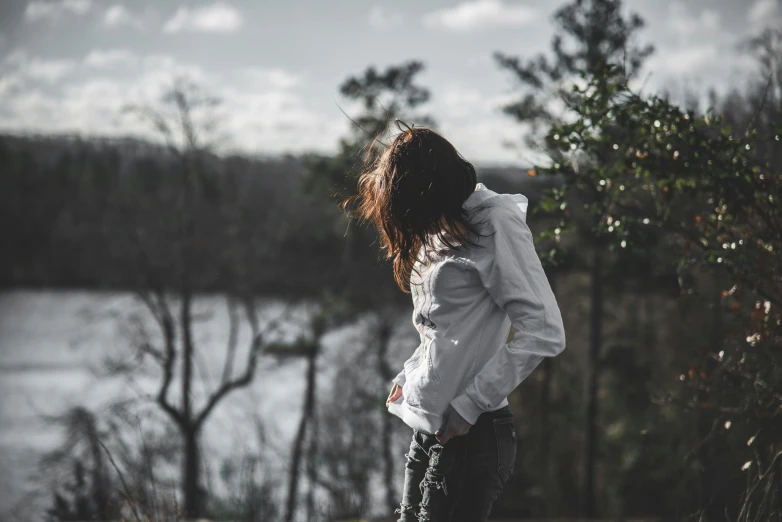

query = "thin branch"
[
  {"left": 221, "top": 296, "right": 240, "bottom": 384},
  {"left": 173, "top": 81, "right": 198, "bottom": 151},
  {"left": 97, "top": 438, "right": 145, "bottom": 522},
  {"left": 152, "top": 291, "right": 182, "bottom": 427},
  {"left": 194, "top": 302, "right": 295, "bottom": 428},
  {"left": 122, "top": 104, "right": 182, "bottom": 158},
  {"left": 743, "top": 73, "right": 773, "bottom": 137},
  {"left": 738, "top": 449, "right": 782, "bottom": 521}
]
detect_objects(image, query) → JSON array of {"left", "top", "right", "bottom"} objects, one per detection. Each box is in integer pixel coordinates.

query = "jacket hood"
[{"left": 462, "top": 182, "right": 529, "bottom": 223}]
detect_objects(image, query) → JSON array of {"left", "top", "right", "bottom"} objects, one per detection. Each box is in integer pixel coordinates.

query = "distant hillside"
[
  {"left": 0, "top": 132, "right": 563, "bottom": 296},
  {"left": 0, "top": 132, "right": 351, "bottom": 297}
]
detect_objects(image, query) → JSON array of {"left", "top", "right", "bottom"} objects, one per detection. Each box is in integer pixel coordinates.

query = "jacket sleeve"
[
  {"left": 450, "top": 205, "right": 566, "bottom": 425},
  {"left": 392, "top": 342, "right": 424, "bottom": 387},
  {"left": 393, "top": 367, "right": 406, "bottom": 387}
]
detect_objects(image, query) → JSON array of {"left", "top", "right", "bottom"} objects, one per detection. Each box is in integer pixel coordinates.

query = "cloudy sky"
[{"left": 0, "top": 0, "right": 779, "bottom": 165}]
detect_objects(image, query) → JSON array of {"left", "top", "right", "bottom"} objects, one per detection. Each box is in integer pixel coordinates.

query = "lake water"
[{"left": 0, "top": 290, "right": 413, "bottom": 521}]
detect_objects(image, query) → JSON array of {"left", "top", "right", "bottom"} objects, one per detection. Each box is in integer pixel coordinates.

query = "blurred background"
[{"left": 0, "top": 0, "right": 781, "bottom": 521}]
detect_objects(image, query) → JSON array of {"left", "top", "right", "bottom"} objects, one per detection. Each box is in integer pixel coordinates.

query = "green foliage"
[
  {"left": 540, "top": 71, "right": 781, "bottom": 299},
  {"left": 537, "top": 63, "right": 782, "bottom": 520},
  {"left": 302, "top": 60, "right": 435, "bottom": 206},
  {"left": 495, "top": 0, "right": 653, "bottom": 145},
  {"left": 300, "top": 60, "right": 436, "bottom": 306}
]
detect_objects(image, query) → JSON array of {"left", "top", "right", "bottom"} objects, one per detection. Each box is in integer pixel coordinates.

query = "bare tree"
[
  {"left": 494, "top": 0, "right": 654, "bottom": 514},
  {"left": 277, "top": 294, "right": 354, "bottom": 522},
  {"left": 301, "top": 61, "right": 433, "bottom": 517},
  {"left": 39, "top": 407, "right": 115, "bottom": 521},
  {"left": 113, "top": 77, "right": 293, "bottom": 519},
  {"left": 374, "top": 308, "right": 401, "bottom": 514}
]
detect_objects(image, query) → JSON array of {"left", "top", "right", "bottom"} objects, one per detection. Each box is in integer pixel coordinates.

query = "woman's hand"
[
  {"left": 435, "top": 405, "right": 472, "bottom": 444},
  {"left": 386, "top": 383, "right": 403, "bottom": 407}
]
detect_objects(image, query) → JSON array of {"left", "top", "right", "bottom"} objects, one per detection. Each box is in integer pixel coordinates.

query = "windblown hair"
[{"left": 341, "top": 120, "right": 486, "bottom": 293}]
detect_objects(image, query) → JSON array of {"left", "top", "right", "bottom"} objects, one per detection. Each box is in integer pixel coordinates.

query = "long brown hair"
[{"left": 341, "top": 120, "right": 486, "bottom": 293}]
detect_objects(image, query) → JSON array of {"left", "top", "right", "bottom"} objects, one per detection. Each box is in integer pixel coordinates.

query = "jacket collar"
[
  {"left": 461, "top": 182, "right": 530, "bottom": 222},
  {"left": 428, "top": 182, "right": 525, "bottom": 249},
  {"left": 462, "top": 182, "right": 497, "bottom": 210}
]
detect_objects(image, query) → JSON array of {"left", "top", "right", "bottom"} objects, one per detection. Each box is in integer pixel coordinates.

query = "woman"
[{"left": 343, "top": 122, "right": 566, "bottom": 522}]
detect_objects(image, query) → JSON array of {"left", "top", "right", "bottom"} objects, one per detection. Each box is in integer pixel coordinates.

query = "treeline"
[
  {"left": 0, "top": 133, "right": 553, "bottom": 300},
  {"left": 0, "top": 134, "right": 342, "bottom": 296}
]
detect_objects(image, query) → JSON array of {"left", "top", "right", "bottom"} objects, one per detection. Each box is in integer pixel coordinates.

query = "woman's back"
[{"left": 388, "top": 182, "right": 566, "bottom": 434}]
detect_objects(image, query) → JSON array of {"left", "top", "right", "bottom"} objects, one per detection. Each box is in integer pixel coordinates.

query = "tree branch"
[
  {"left": 743, "top": 73, "right": 773, "bottom": 137},
  {"left": 220, "top": 295, "right": 240, "bottom": 384},
  {"left": 194, "top": 301, "right": 294, "bottom": 428},
  {"left": 151, "top": 290, "right": 183, "bottom": 426}
]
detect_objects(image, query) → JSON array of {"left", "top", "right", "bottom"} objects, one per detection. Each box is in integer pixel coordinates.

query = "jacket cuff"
[
  {"left": 450, "top": 391, "right": 484, "bottom": 425},
  {"left": 392, "top": 368, "right": 406, "bottom": 387}
]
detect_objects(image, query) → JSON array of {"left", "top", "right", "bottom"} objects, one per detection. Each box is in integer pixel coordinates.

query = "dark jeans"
[{"left": 395, "top": 406, "right": 517, "bottom": 522}]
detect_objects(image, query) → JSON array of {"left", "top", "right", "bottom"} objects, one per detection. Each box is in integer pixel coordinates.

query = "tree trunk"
[
  {"left": 182, "top": 427, "right": 203, "bottom": 519},
  {"left": 284, "top": 344, "right": 318, "bottom": 522},
  {"left": 540, "top": 357, "right": 553, "bottom": 462},
  {"left": 540, "top": 274, "right": 556, "bottom": 498},
  {"left": 580, "top": 240, "right": 603, "bottom": 518},
  {"left": 698, "top": 281, "right": 723, "bottom": 517},
  {"left": 87, "top": 415, "right": 110, "bottom": 520},
  {"left": 305, "top": 405, "right": 319, "bottom": 522},
  {"left": 178, "top": 289, "right": 205, "bottom": 519},
  {"left": 376, "top": 315, "right": 398, "bottom": 514}
]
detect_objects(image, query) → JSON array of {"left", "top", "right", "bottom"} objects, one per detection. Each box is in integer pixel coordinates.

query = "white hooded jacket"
[{"left": 387, "top": 182, "right": 566, "bottom": 435}]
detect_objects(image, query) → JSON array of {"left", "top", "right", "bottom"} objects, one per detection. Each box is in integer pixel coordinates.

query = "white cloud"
[
  {"left": 423, "top": 0, "right": 536, "bottom": 31},
  {"left": 667, "top": 3, "right": 719, "bottom": 39},
  {"left": 441, "top": 87, "right": 484, "bottom": 118},
  {"left": 239, "top": 67, "right": 299, "bottom": 89},
  {"left": 220, "top": 87, "right": 346, "bottom": 154},
  {"left": 163, "top": 2, "right": 242, "bottom": 33},
  {"left": 435, "top": 85, "right": 535, "bottom": 165},
  {"left": 0, "top": 75, "right": 23, "bottom": 99},
  {"left": 25, "top": 0, "right": 92, "bottom": 22},
  {"left": 103, "top": 5, "right": 145, "bottom": 30},
  {"left": 748, "top": 0, "right": 781, "bottom": 29},
  {"left": 24, "top": 2, "right": 57, "bottom": 20},
  {"left": 639, "top": 1, "right": 756, "bottom": 101},
  {"left": 368, "top": 5, "right": 402, "bottom": 28},
  {"left": 0, "top": 55, "right": 208, "bottom": 140},
  {"left": 84, "top": 49, "right": 137, "bottom": 68},
  {"left": 135, "top": 55, "right": 210, "bottom": 96},
  {"left": 26, "top": 59, "right": 75, "bottom": 82},
  {"left": 0, "top": 52, "right": 334, "bottom": 155},
  {"left": 64, "top": 0, "right": 92, "bottom": 14},
  {"left": 3, "top": 50, "right": 76, "bottom": 82},
  {"left": 643, "top": 2, "right": 722, "bottom": 77},
  {"left": 648, "top": 44, "right": 719, "bottom": 76}
]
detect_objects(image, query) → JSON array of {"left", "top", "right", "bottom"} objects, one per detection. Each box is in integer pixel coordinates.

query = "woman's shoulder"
[{"left": 467, "top": 193, "right": 529, "bottom": 235}]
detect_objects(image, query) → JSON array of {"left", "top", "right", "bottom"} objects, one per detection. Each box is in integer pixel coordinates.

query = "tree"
[
  {"left": 494, "top": 0, "right": 653, "bottom": 515},
  {"left": 535, "top": 50, "right": 782, "bottom": 519},
  {"left": 302, "top": 60, "right": 435, "bottom": 269},
  {"left": 275, "top": 293, "right": 356, "bottom": 522},
  {"left": 494, "top": 0, "right": 652, "bottom": 151},
  {"left": 300, "top": 60, "right": 436, "bottom": 517},
  {"left": 40, "top": 408, "right": 118, "bottom": 521},
  {"left": 114, "top": 77, "right": 293, "bottom": 519}
]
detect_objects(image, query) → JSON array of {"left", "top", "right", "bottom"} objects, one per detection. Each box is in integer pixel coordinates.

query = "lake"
[{"left": 0, "top": 290, "right": 413, "bottom": 521}]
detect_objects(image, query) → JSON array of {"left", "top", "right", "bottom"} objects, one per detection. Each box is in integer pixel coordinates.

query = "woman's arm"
[{"left": 450, "top": 204, "right": 566, "bottom": 425}]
